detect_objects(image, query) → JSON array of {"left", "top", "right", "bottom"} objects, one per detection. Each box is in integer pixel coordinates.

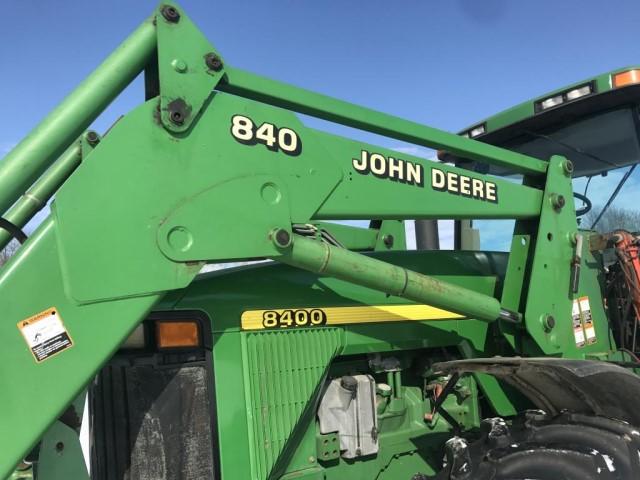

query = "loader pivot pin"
[{"left": 272, "top": 228, "right": 292, "bottom": 248}]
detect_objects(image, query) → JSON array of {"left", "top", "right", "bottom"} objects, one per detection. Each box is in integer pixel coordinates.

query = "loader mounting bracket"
[{"left": 155, "top": 2, "right": 226, "bottom": 132}]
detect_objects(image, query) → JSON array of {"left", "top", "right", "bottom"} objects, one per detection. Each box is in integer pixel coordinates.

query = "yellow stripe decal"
[{"left": 241, "top": 305, "right": 464, "bottom": 331}]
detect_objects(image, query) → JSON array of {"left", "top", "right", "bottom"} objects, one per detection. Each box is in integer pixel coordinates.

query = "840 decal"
[
  {"left": 262, "top": 309, "right": 327, "bottom": 329},
  {"left": 230, "top": 115, "right": 302, "bottom": 156}
]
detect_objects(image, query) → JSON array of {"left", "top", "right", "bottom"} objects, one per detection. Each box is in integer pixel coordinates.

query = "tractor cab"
[
  {"left": 433, "top": 67, "right": 640, "bottom": 251},
  {"left": 452, "top": 67, "right": 640, "bottom": 177}
]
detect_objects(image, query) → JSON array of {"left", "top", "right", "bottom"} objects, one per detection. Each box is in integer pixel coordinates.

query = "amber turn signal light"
[
  {"left": 156, "top": 321, "right": 200, "bottom": 348},
  {"left": 613, "top": 69, "right": 640, "bottom": 89}
]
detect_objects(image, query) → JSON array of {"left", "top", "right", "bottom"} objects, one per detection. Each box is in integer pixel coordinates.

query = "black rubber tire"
[{"left": 425, "top": 411, "right": 640, "bottom": 480}]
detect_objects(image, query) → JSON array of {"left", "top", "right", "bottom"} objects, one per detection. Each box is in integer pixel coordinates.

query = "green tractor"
[{"left": 3, "top": 3, "right": 640, "bottom": 480}]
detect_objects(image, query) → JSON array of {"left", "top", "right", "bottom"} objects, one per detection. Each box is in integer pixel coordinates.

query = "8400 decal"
[
  {"left": 230, "top": 115, "right": 302, "bottom": 156},
  {"left": 241, "top": 304, "right": 463, "bottom": 330},
  {"left": 262, "top": 309, "right": 327, "bottom": 329}
]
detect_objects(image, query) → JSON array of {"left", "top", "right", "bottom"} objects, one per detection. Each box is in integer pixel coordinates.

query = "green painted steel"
[
  {"left": 219, "top": 68, "right": 548, "bottom": 175},
  {"left": 35, "top": 421, "right": 90, "bottom": 480},
  {"left": 155, "top": 4, "right": 226, "bottom": 132},
  {"left": 0, "top": 20, "right": 156, "bottom": 216},
  {"left": 0, "top": 143, "right": 81, "bottom": 250},
  {"left": 522, "top": 156, "right": 585, "bottom": 353},
  {"left": 310, "top": 130, "right": 544, "bottom": 220},
  {"left": 275, "top": 233, "right": 508, "bottom": 323},
  {"left": 0, "top": 218, "right": 161, "bottom": 479},
  {"left": 373, "top": 220, "right": 407, "bottom": 251},
  {"left": 33, "top": 393, "right": 89, "bottom": 480}
]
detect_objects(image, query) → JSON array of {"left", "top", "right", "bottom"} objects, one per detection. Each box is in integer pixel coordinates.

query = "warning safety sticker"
[
  {"left": 571, "top": 296, "right": 596, "bottom": 348},
  {"left": 571, "top": 299, "right": 585, "bottom": 348},
  {"left": 17, "top": 308, "right": 73, "bottom": 363},
  {"left": 580, "top": 297, "right": 597, "bottom": 345}
]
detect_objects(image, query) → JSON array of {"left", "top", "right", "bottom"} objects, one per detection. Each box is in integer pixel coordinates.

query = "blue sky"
[{"left": 2, "top": 0, "right": 640, "bottom": 249}]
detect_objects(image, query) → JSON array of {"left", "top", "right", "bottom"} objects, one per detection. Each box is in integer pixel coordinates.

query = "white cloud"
[
  {"left": 438, "top": 220, "right": 455, "bottom": 250},
  {"left": 391, "top": 145, "right": 437, "bottom": 160},
  {"left": 405, "top": 221, "right": 416, "bottom": 250}
]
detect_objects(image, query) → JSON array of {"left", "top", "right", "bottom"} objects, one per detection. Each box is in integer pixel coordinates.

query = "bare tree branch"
[
  {"left": 583, "top": 206, "right": 640, "bottom": 233},
  {"left": 0, "top": 240, "right": 18, "bottom": 267}
]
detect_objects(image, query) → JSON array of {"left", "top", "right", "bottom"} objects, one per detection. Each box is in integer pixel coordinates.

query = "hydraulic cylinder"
[{"left": 273, "top": 231, "right": 520, "bottom": 324}]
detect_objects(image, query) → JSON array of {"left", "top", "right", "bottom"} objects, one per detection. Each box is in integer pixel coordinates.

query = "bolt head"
[
  {"left": 550, "top": 193, "right": 566, "bottom": 211},
  {"left": 557, "top": 195, "right": 566, "bottom": 208},
  {"left": 160, "top": 5, "right": 180, "bottom": 23},
  {"left": 569, "top": 231, "right": 578, "bottom": 245},
  {"left": 166, "top": 99, "right": 189, "bottom": 126},
  {"left": 542, "top": 314, "right": 556, "bottom": 332},
  {"left": 169, "top": 110, "right": 184, "bottom": 125},
  {"left": 383, "top": 234, "right": 394, "bottom": 248},
  {"left": 562, "top": 159, "right": 574, "bottom": 176},
  {"left": 205, "top": 53, "right": 223, "bottom": 72},
  {"left": 171, "top": 58, "right": 187, "bottom": 73},
  {"left": 85, "top": 131, "right": 100, "bottom": 146}
]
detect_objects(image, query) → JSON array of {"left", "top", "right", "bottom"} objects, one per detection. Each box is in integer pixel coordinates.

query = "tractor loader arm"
[{"left": 0, "top": 3, "right": 587, "bottom": 477}]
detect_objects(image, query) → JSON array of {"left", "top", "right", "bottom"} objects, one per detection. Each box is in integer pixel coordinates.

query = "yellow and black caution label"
[
  {"left": 17, "top": 307, "right": 74, "bottom": 362},
  {"left": 241, "top": 304, "right": 464, "bottom": 330}
]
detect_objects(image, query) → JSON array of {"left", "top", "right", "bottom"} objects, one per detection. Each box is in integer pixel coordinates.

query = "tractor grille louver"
[{"left": 242, "top": 328, "right": 341, "bottom": 479}]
